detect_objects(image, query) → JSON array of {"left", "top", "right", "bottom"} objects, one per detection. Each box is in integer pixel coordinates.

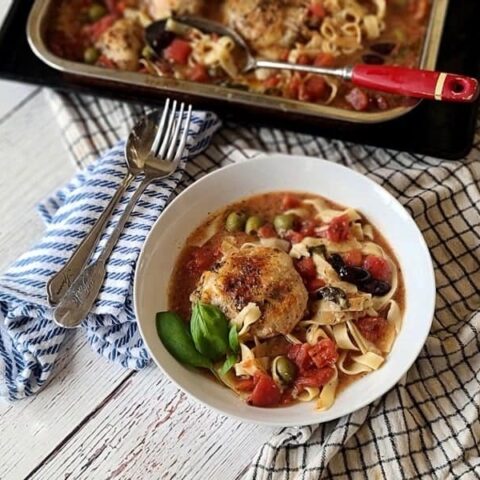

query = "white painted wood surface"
[{"left": 0, "top": 2, "right": 274, "bottom": 478}]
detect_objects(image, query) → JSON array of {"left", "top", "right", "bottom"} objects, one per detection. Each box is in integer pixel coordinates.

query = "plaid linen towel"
[
  {"left": 45, "top": 91, "right": 480, "bottom": 479},
  {"left": 0, "top": 108, "right": 221, "bottom": 401}
]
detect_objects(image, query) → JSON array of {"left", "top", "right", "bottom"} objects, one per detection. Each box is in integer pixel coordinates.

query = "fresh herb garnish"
[
  {"left": 156, "top": 312, "right": 212, "bottom": 369},
  {"left": 190, "top": 303, "right": 229, "bottom": 361}
]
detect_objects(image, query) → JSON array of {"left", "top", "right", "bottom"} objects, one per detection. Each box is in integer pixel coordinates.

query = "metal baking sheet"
[{"left": 27, "top": 0, "right": 449, "bottom": 124}]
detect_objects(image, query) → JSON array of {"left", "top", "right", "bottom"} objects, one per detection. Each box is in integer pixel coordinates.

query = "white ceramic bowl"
[{"left": 134, "top": 154, "right": 435, "bottom": 426}]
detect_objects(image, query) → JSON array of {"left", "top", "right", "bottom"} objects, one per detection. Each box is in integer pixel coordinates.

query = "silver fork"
[{"left": 53, "top": 101, "right": 193, "bottom": 328}]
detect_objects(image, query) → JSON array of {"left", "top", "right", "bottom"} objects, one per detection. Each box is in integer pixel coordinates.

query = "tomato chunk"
[
  {"left": 83, "top": 14, "right": 118, "bottom": 42},
  {"left": 363, "top": 255, "right": 392, "bottom": 282},
  {"left": 288, "top": 343, "right": 314, "bottom": 372},
  {"left": 314, "top": 53, "right": 335, "bottom": 67},
  {"left": 296, "top": 367, "right": 334, "bottom": 389},
  {"left": 306, "top": 277, "right": 326, "bottom": 293},
  {"left": 326, "top": 214, "right": 350, "bottom": 242},
  {"left": 356, "top": 316, "right": 388, "bottom": 342},
  {"left": 309, "top": 338, "right": 338, "bottom": 369},
  {"left": 345, "top": 87, "right": 369, "bottom": 111},
  {"left": 299, "top": 219, "right": 317, "bottom": 237},
  {"left": 258, "top": 224, "right": 277, "bottom": 239},
  {"left": 248, "top": 374, "right": 281, "bottom": 407},
  {"left": 302, "top": 75, "right": 327, "bottom": 102},
  {"left": 235, "top": 377, "right": 255, "bottom": 392},
  {"left": 343, "top": 249, "right": 363, "bottom": 267},
  {"left": 164, "top": 39, "right": 192, "bottom": 65},
  {"left": 187, "top": 64, "right": 209, "bottom": 82},
  {"left": 282, "top": 193, "right": 301, "bottom": 210},
  {"left": 309, "top": 0, "right": 326, "bottom": 19},
  {"left": 285, "top": 230, "right": 304, "bottom": 244},
  {"left": 295, "top": 257, "right": 317, "bottom": 280}
]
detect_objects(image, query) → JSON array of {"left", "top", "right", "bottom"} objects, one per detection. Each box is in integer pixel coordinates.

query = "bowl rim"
[{"left": 133, "top": 154, "right": 436, "bottom": 426}]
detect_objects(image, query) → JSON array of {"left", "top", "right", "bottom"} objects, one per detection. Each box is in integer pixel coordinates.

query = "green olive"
[
  {"left": 142, "top": 45, "right": 155, "bottom": 60},
  {"left": 88, "top": 3, "right": 107, "bottom": 22},
  {"left": 245, "top": 215, "right": 264, "bottom": 234},
  {"left": 275, "top": 356, "right": 297, "bottom": 384},
  {"left": 225, "top": 212, "right": 247, "bottom": 232},
  {"left": 273, "top": 214, "right": 295, "bottom": 233},
  {"left": 84, "top": 47, "right": 100, "bottom": 64}
]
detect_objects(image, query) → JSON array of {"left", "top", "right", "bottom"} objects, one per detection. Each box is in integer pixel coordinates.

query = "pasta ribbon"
[{"left": 231, "top": 303, "right": 262, "bottom": 336}]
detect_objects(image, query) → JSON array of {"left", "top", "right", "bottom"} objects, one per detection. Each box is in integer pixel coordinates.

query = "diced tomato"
[
  {"left": 164, "top": 39, "right": 192, "bottom": 65},
  {"left": 104, "top": 0, "right": 118, "bottom": 13},
  {"left": 307, "top": 277, "right": 326, "bottom": 293},
  {"left": 83, "top": 13, "right": 118, "bottom": 42},
  {"left": 115, "top": 1, "right": 127, "bottom": 14},
  {"left": 309, "top": 338, "right": 338, "bottom": 369},
  {"left": 299, "top": 219, "right": 317, "bottom": 237},
  {"left": 375, "top": 95, "right": 389, "bottom": 111},
  {"left": 356, "top": 316, "right": 388, "bottom": 342},
  {"left": 296, "top": 367, "right": 334, "bottom": 389},
  {"left": 343, "top": 249, "right": 363, "bottom": 267},
  {"left": 248, "top": 374, "right": 281, "bottom": 407},
  {"left": 257, "top": 224, "right": 277, "bottom": 239},
  {"left": 280, "top": 388, "right": 295, "bottom": 405},
  {"left": 288, "top": 343, "right": 314, "bottom": 372},
  {"left": 301, "top": 76, "right": 327, "bottom": 102},
  {"left": 235, "top": 377, "right": 255, "bottom": 392},
  {"left": 314, "top": 52, "right": 335, "bottom": 67},
  {"left": 285, "top": 230, "right": 304, "bottom": 244},
  {"left": 363, "top": 255, "right": 392, "bottom": 282},
  {"left": 264, "top": 75, "right": 280, "bottom": 89},
  {"left": 309, "top": 1, "right": 326, "bottom": 19},
  {"left": 187, "top": 245, "right": 218, "bottom": 273},
  {"left": 97, "top": 54, "right": 116, "bottom": 69},
  {"left": 281, "top": 193, "right": 301, "bottom": 210},
  {"left": 187, "top": 63, "right": 209, "bottom": 82},
  {"left": 297, "top": 53, "right": 311, "bottom": 66},
  {"left": 326, "top": 214, "right": 350, "bottom": 242},
  {"left": 345, "top": 87, "right": 369, "bottom": 111},
  {"left": 295, "top": 257, "right": 317, "bottom": 280},
  {"left": 286, "top": 74, "right": 302, "bottom": 99}
]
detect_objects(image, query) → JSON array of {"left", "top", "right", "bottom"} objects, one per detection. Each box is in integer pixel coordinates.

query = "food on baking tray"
[
  {"left": 48, "top": 0, "right": 431, "bottom": 112},
  {"left": 156, "top": 192, "right": 404, "bottom": 410}
]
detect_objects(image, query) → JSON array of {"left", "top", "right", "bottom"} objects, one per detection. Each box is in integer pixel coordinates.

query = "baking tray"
[
  {"left": 0, "top": 0, "right": 479, "bottom": 159},
  {"left": 27, "top": 0, "right": 449, "bottom": 124}
]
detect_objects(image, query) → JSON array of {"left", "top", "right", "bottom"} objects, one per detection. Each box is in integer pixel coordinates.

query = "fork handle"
[
  {"left": 47, "top": 171, "right": 136, "bottom": 305},
  {"left": 53, "top": 177, "right": 153, "bottom": 328}
]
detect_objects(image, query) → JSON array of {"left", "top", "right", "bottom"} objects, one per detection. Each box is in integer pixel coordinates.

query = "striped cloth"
[
  {"left": 7, "top": 89, "right": 480, "bottom": 479},
  {"left": 0, "top": 106, "right": 221, "bottom": 400}
]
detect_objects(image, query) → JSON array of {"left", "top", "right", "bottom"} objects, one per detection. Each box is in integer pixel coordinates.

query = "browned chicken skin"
[
  {"left": 222, "top": 0, "right": 307, "bottom": 57},
  {"left": 143, "top": 0, "right": 206, "bottom": 19},
  {"left": 192, "top": 245, "right": 308, "bottom": 339}
]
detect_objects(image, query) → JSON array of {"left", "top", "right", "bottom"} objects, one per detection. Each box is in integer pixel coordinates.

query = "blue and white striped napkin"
[{"left": 0, "top": 110, "right": 221, "bottom": 401}]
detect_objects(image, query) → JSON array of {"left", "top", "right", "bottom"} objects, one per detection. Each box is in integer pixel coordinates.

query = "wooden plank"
[
  {"left": 31, "top": 366, "right": 275, "bottom": 480},
  {"left": 0, "top": 90, "right": 134, "bottom": 480}
]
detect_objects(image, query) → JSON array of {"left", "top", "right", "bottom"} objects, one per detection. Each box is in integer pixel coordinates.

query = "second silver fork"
[{"left": 53, "top": 101, "right": 193, "bottom": 328}]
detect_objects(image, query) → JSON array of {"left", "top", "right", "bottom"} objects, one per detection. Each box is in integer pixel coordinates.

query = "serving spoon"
[{"left": 146, "top": 16, "right": 479, "bottom": 103}]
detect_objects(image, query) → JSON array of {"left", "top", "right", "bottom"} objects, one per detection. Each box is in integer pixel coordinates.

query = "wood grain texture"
[
  {"left": 31, "top": 366, "right": 276, "bottom": 480},
  {"left": 0, "top": 85, "right": 272, "bottom": 480}
]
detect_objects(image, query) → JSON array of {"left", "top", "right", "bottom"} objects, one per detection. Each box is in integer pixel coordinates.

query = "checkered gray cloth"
[{"left": 46, "top": 90, "right": 480, "bottom": 480}]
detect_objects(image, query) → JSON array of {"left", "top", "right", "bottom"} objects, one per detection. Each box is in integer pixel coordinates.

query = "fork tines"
[{"left": 150, "top": 98, "right": 193, "bottom": 163}]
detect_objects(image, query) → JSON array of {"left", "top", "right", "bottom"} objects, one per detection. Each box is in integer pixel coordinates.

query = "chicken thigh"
[
  {"left": 143, "top": 0, "right": 205, "bottom": 19},
  {"left": 222, "top": 0, "right": 307, "bottom": 57},
  {"left": 191, "top": 245, "right": 308, "bottom": 339}
]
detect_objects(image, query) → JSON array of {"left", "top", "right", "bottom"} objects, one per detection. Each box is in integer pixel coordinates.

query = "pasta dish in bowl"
[
  {"left": 47, "top": 0, "right": 432, "bottom": 112},
  {"left": 134, "top": 155, "right": 435, "bottom": 425}
]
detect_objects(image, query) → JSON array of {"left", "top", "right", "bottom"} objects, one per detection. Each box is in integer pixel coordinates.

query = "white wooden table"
[{"left": 0, "top": 2, "right": 276, "bottom": 478}]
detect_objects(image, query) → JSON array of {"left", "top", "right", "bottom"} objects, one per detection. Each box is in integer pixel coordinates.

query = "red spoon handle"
[{"left": 351, "top": 65, "right": 479, "bottom": 103}]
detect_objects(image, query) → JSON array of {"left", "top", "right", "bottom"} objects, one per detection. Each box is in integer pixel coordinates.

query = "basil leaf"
[
  {"left": 219, "top": 353, "right": 237, "bottom": 376},
  {"left": 229, "top": 324, "right": 240, "bottom": 353},
  {"left": 156, "top": 312, "right": 212, "bottom": 369},
  {"left": 190, "top": 303, "right": 229, "bottom": 361}
]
